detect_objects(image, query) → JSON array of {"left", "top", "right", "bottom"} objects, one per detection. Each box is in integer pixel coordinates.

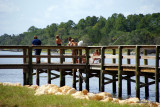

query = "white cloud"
[
  {"left": 44, "top": 0, "right": 114, "bottom": 24},
  {"left": 138, "top": 5, "right": 158, "bottom": 14},
  {"left": 0, "top": 0, "right": 160, "bottom": 35}
]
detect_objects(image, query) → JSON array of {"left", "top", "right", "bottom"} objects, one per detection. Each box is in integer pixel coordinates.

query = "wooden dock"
[{"left": 0, "top": 45, "right": 159, "bottom": 102}]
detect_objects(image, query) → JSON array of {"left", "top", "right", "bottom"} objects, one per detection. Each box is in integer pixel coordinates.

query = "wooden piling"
[
  {"left": 23, "top": 49, "right": 27, "bottom": 85},
  {"left": 79, "top": 70, "right": 83, "bottom": 91},
  {"left": 60, "top": 69, "right": 65, "bottom": 87},
  {"left": 72, "top": 49, "right": 77, "bottom": 89},
  {"left": 72, "top": 69, "right": 76, "bottom": 89},
  {"left": 112, "top": 49, "right": 116, "bottom": 94},
  {"left": 127, "top": 49, "right": 131, "bottom": 95},
  {"left": 85, "top": 48, "right": 89, "bottom": 91},
  {"left": 47, "top": 49, "right": 51, "bottom": 84},
  {"left": 28, "top": 46, "right": 33, "bottom": 85},
  {"left": 79, "top": 49, "right": 82, "bottom": 91},
  {"left": 60, "top": 49, "right": 65, "bottom": 87},
  {"left": 36, "top": 69, "right": 39, "bottom": 85},
  {"left": 135, "top": 46, "right": 140, "bottom": 98},
  {"left": 155, "top": 46, "right": 159, "bottom": 102},
  {"left": 144, "top": 49, "right": 149, "bottom": 99},
  {"left": 118, "top": 46, "right": 122, "bottom": 98},
  {"left": 100, "top": 47, "right": 105, "bottom": 92}
]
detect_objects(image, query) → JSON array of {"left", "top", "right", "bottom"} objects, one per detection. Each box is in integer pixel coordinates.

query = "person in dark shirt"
[{"left": 32, "top": 35, "right": 42, "bottom": 63}]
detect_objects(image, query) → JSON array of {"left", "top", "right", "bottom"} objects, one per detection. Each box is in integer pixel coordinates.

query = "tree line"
[{"left": 0, "top": 13, "right": 160, "bottom": 46}]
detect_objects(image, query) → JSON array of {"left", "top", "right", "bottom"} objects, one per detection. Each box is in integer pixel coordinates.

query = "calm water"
[{"left": 0, "top": 51, "right": 159, "bottom": 102}]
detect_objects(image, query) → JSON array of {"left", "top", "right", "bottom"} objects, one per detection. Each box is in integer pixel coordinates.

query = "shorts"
[
  {"left": 57, "top": 44, "right": 61, "bottom": 46},
  {"left": 35, "top": 49, "right": 41, "bottom": 55}
]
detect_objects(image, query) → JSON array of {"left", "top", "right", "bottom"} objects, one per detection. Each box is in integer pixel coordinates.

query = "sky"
[{"left": 0, "top": 0, "right": 160, "bottom": 36}]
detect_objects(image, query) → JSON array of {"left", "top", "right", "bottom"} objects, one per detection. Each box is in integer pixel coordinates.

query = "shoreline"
[{"left": 0, "top": 82, "right": 160, "bottom": 107}]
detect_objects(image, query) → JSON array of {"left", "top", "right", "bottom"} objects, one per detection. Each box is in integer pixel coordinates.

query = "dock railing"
[{"left": 0, "top": 45, "right": 159, "bottom": 102}]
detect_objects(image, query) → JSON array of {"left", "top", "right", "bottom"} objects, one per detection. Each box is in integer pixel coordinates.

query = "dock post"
[
  {"left": 112, "top": 49, "right": 116, "bottom": 94},
  {"left": 135, "top": 46, "right": 140, "bottom": 99},
  {"left": 60, "top": 49, "right": 65, "bottom": 87},
  {"left": 99, "top": 71, "right": 101, "bottom": 91},
  {"left": 72, "top": 69, "right": 76, "bottom": 89},
  {"left": 127, "top": 49, "right": 131, "bottom": 95},
  {"left": 72, "top": 49, "right": 77, "bottom": 89},
  {"left": 73, "top": 70, "right": 76, "bottom": 89},
  {"left": 79, "top": 49, "right": 82, "bottom": 91},
  {"left": 79, "top": 70, "right": 83, "bottom": 91},
  {"left": 60, "top": 70, "right": 65, "bottom": 87},
  {"left": 144, "top": 49, "right": 149, "bottom": 99},
  {"left": 23, "top": 48, "right": 27, "bottom": 85},
  {"left": 47, "top": 49, "right": 51, "bottom": 84},
  {"left": 28, "top": 46, "right": 33, "bottom": 85},
  {"left": 118, "top": 46, "right": 122, "bottom": 98},
  {"left": 155, "top": 46, "right": 159, "bottom": 102},
  {"left": 85, "top": 48, "right": 90, "bottom": 91},
  {"left": 36, "top": 69, "right": 39, "bottom": 85},
  {"left": 100, "top": 47, "right": 105, "bottom": 92}
]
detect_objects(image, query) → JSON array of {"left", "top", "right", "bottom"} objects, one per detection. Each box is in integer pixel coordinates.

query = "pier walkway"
[{"left": 0, "top": 45, "right": 159, "bottom": 102}]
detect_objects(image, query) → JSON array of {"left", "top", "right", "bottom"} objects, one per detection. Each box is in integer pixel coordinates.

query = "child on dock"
[{"left": 92, "top": 49, "right": 100, "bottom": 63}]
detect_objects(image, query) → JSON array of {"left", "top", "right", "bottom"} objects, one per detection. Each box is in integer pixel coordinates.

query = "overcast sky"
[{"left": 0, "top": 0, "right": 160, "bottom": 35}]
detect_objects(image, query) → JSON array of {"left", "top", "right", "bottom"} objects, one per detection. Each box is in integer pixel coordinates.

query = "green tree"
[{"left": 114, "top": 13, "right": 127, "bottom": 31}]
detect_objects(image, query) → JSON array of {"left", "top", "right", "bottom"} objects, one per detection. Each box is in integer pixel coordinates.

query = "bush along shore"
[{"left": 0, "top": 82, "right": 160, "bottom": 107}]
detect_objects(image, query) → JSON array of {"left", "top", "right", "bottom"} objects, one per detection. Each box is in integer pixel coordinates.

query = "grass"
[{"left": 0, "top": 85, "right": 139, "bottom": 107}]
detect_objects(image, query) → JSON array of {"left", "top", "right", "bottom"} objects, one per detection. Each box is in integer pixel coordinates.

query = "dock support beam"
[
  {"left": 135, "top": 46, "right": 140, "bottom": 99},
  {"left": 28, "top": 46, "right": 33, "bottom": 85},
  {"left": 47, "top": 49, "right": 51, "bottom": 84},
  {"left": 60, "top": 70, "right": 65, "bottom": 87},
  {"left": 112, "top": 49, "right": 116, "bottom": 94},
  {"left": 155, "top": 46, "right": 159, "bottom": 102},
  {"left": 85, "top": 48, "right": 90, "bottom": 91},
  {"left": 79, "top": 49, "right": 82, "bottom": 91},
  {"left": 72, "top": 69, "right": 76, "bottom": 89},
  {"left": 60, "top": 49, "right": 65, "bottom": 87},
  {"left": 100, "top": 47, "right": 105, "bottom": 92},
  {"left": 118, "top": 46, "right": 122, "bottom": 98},
  {"left": 144, "top": 49, "right": 149, "bottom": 99},
  {"left": 79, "top": 70, "right": 83, "bottom": 91},
  {"left": 23, "top": 49, "right": 27, "bottom": 85},
  {"left": 36, "top": 69, "right": 39, "bottom": 85},
  {"left": 127, "top": 49, "right": 131, "bottom": 95}
]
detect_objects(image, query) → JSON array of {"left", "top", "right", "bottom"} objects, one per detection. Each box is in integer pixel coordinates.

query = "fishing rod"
[{"left": 109, "top": 35, "right": 124, "bottom": 45}]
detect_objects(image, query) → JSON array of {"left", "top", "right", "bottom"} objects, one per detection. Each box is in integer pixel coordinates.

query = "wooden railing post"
[
  {"left": 78, "top": 49, "right": 82, "bottom": 91},
  {"left": 28, "top": 46, "right": 33, "bottom": 85},
  {"left": 135, "top": 46, "right": 140, "bottom": 99},
  {"left": 85, "top": 47, "right": 90, "bottom": 91},
  {"left": 60, "top": 48, "right": 65, "bottom": 87},
  {"left": 112, "top": 49, "right": 116, "bottom": 94},
  {"left": 127, "top": 49, "right": 131, "bottom": 95},
  {"left": 144, "top": 49, "right": 149, "bottom": 99},
  {"left": 100, "top": 47, "right": 105, "bottom": 92},
  {"left": 47, "top": 49, "right": 51, "bottom": 84},
  {"left": 36, "top": 69, "right": 39, "bottom": 86},
  {"left": 118, "top": 46, "right": 122, "bottom": 98},
  {"left": 72, "top": 49, "right": 77, "bottom": 89},
  {"left": 155, "top": 46, "right": 159, "bottom": 102},
  {"left": 23, "top": 48, "right": 27, "bottom": 85}
]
